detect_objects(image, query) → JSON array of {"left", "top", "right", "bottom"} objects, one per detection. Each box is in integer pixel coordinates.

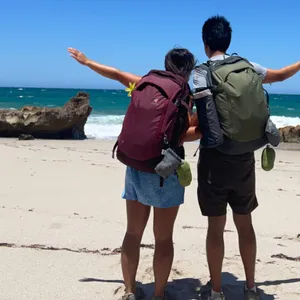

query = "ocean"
[{"left": 1, "top": 87, "right": 300, "bottom": 139}]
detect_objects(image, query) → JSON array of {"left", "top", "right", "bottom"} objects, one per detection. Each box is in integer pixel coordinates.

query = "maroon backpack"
[{"left": 112, "top": 70, "right": 192, "bottom": 173}]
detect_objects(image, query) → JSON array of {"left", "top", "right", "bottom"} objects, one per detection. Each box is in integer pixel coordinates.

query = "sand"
[{"left": 0, "top": 139, "right": 299, "bottom": 300}]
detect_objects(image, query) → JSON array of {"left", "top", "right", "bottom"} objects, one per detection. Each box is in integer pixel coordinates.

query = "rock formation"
[
  {"left": 0, "top": 92, "right": 92, "bottom": 139},
  {"left": 279, "top": 125, "right": 300, "bottom": 143}
]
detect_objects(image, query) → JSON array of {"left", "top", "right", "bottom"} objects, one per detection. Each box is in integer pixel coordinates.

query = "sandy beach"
[{"left": 0, "top": 139, "right": 299, "bottom": 300}]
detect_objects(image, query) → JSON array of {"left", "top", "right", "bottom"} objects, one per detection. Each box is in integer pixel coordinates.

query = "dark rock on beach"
[
  {"left": 279, "top": 125, "right": 300, "bottom": 143},
  {"left": 0, "top": 92, "right": 92, "bottom": 139},
  {"left": 18, "top": 134, "right": 35, "bottom": 140}
]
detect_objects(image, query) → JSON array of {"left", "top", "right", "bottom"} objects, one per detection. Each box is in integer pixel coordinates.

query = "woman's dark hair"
[{"left": 164, "top": 48, "right": 196, "bottom": 81}]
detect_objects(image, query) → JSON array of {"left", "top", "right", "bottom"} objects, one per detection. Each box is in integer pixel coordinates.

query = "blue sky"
[{"left": 1, "top": 0, "right": 300, "bottom": 93}]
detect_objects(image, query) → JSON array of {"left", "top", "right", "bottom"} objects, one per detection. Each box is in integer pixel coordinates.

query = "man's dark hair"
[{"left": 202, "top": 15, "right": 232, "bottom": 53}]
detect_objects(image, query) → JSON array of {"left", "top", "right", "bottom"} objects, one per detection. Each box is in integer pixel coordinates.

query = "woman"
[{"left": 68, "top": 47, "right": 201, "bottom": 300}]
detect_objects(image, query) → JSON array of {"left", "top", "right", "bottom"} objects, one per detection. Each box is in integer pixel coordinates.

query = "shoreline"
[{"left": 1, "top": 136, "right": 300, "bottom": 152}]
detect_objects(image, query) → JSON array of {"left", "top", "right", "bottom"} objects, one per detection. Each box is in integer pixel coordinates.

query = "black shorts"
[{"left": 197, "top": 148, "right": 258, "bottom": 217}]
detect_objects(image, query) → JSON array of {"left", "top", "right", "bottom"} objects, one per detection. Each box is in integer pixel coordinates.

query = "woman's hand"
[
  {"left": 68, "top": 47, "right": 89, "bottom": 65},
  {"left": 67, "top": 47, "right": 142, "bottom": 88}
]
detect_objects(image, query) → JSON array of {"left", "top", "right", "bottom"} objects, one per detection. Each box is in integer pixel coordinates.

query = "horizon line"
[{"left": 0, "top": 86, "right": 299, "bottom": 96}]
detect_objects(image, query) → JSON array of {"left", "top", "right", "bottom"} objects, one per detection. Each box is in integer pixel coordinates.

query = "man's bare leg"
[
  {"left": 206, "top": 215, "right": 227, "bottom": 293},
  {"left": 233, "top": 213, "right": 257, "bottom": 290}
]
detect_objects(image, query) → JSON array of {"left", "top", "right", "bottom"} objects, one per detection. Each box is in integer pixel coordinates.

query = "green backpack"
[{"left": 198, "top": 54, "right": 270, "bottom": 155}]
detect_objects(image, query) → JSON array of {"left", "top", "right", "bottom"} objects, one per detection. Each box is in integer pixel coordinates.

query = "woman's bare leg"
[
  {"left": 152, "top": 206, "right": 179, "bottom": 297},
  {"left": 121, "top": 200, "right": 151, "bottom": 294}
]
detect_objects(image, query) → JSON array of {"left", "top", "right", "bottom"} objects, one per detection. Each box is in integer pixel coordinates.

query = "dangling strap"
[
  {"left": 180, "top": 99, "right": 193, "bottom": 114},
  {"left": 263, "top": 88, "right": 270, "bottom": 105},
  {"left": 193, "top": 145, "right": 200, "bottom": 157},
  {"left": 112, "top": 141, "right": 118, "bottom": 159},
  {"left": 160, "top": 176, "right": 164, "bottom": 187}
]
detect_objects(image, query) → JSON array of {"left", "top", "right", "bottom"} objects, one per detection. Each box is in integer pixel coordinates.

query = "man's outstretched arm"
[{"left": 263, "top": 61, "right": 300, "bottom": 83}]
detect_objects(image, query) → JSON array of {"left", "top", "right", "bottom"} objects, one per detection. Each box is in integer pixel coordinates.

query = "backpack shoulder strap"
[{"left": 195, "top": 62, "right": 210, "bottom": 72}]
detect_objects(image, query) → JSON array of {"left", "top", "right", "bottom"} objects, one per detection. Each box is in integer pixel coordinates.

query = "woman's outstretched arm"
[{"left": 68, "top": 47, "right": 142, "bottom": 87}]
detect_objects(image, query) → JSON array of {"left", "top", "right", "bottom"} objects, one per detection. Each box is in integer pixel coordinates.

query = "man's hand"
[{"left": 68, "top": 47, "right": 89, "bottom": 65}]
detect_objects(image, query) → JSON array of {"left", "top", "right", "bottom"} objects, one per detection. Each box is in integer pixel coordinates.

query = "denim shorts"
[{"left": 122, "top": 167, "right": 185, "bottom": 208}]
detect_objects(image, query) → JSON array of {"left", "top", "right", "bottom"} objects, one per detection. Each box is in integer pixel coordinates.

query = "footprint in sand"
[
  {"left": 82, "top": 216, "right": 94, "bottom": 220},
  {"left": 274, "top": 234, "right": 300, "bottom": 242},
  {"left": 271, "top": 253, "right": 300, "bottom": 262},
  {"left": 50, "top": 223, "right": 63, "bottom": 229},
  {"left": 113, "top": 285, "right": 123, "bottom": 296}
]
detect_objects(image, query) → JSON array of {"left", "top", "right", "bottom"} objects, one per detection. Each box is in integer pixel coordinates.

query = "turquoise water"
[{"left": 0, "top": 87, "right": 300, "bottom": 139}]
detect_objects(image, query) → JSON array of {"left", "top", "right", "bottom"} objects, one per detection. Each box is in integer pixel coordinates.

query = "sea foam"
[{"left": 85, "top": 114, "right": 300, "bottom": 140}]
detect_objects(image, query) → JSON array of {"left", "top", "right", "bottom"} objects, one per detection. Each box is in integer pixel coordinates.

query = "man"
[{"left": 193, "top": 15, "right": 300, "bottom": 300}]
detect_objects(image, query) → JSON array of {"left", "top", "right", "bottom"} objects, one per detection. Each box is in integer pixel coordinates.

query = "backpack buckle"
[{"left": 163, "top": 134, "right": 169, "bottom": 146}]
